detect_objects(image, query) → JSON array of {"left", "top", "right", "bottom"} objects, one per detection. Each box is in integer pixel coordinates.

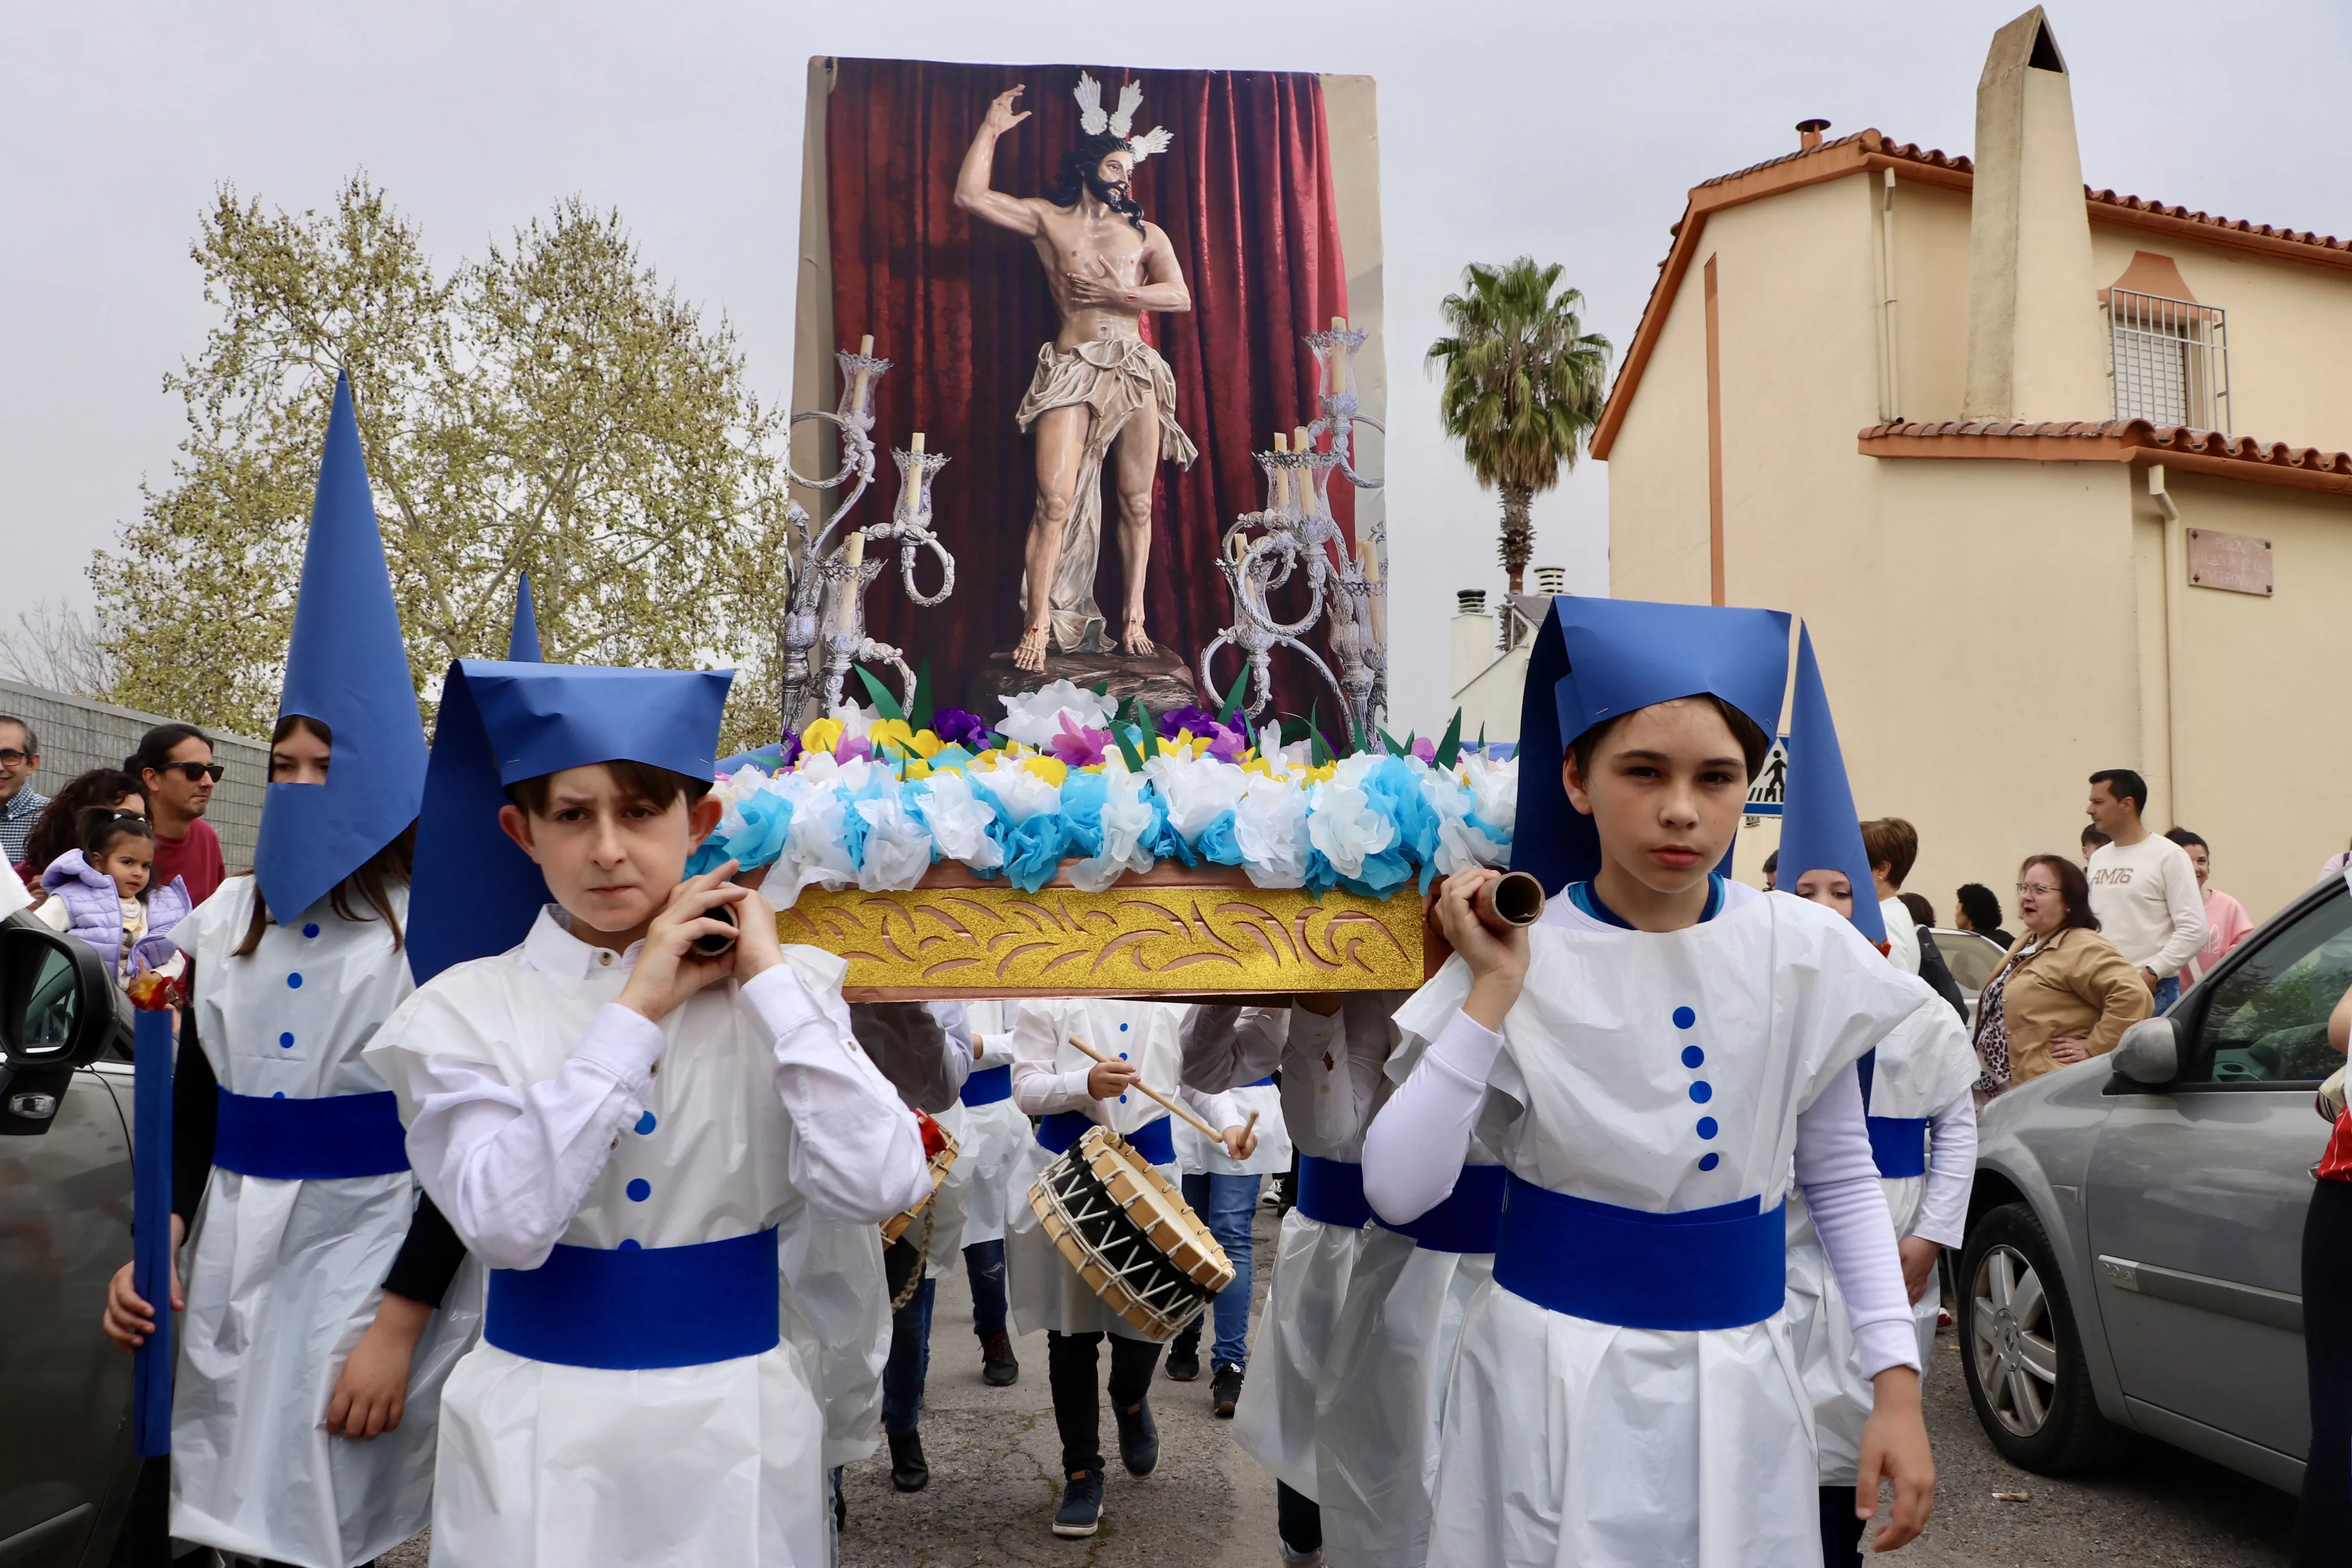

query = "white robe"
[
  {"left": 1175, "top": 1005, "right": 1293, "bottom": 1180},
  {"left": 1783, "top": 988, "right": 1979, "bottom": 1484},
  {"left": 166, "top": 878, "right": 481, "bottom": 1568},
  {"left": 942, "top": 1020, "right": 1029, "bottom": 1252},
  {"left": 1227, "top": 997, "right": 1391, "bottom": 1502},
  {"left": 1002, "top": 999, "right": 1238, "bottom": 1341},
  {"left": 364, "top": 910, "right": 929, "bottom": 1567},
  {"left": 1389, "top": 889, "right": 1942, "bottom": 1568}
]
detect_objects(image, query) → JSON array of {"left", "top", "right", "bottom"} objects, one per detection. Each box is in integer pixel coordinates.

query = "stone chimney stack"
[{"left": 1961, "top": 8, "right": 2108, "bottom": 421}]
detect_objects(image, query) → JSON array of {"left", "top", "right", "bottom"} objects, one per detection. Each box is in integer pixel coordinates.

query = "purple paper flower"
[
  {"left": 1206, "top": 721, "right": 1249, "bottom": 763},
  {"left": 776, "top": 733, "right": 803, "bottom": 770},
  {"left": 933, "top": 708, "right": 993, "bottom": 750},
  {"left": 1048, "top": 710, "right": 1111, "bottom": 767},
  {"left": 836, "top": 734, "right": 873, "bottom": 763},
  {"left": 1158, "top": 704, "right": 1219, "bottom": 740},
  {"left": 1412, "top": 737, "right": 1437, "bottom": 764}
]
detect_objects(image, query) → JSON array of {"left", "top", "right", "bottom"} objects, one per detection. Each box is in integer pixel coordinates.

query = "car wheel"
[{"left": 1957, "top": 1202, "right": 2122, "bottom": 1474}]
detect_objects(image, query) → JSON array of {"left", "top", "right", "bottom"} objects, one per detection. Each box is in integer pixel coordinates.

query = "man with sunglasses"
[
  {"left": 128, "top": 723, "right": 226, "bottom": 906},
  {"left": 0, "top": 716, "right": 48, "bottom": 868}
]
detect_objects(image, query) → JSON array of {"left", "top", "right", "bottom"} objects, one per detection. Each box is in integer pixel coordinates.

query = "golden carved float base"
[{"left": 778, "top": 863, "right": 1430, "bottom": 999}]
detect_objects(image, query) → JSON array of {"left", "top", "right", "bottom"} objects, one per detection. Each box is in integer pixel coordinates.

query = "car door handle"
[{"left": 2098, "top": 1254, "right": 2303, "bottom": 1334}]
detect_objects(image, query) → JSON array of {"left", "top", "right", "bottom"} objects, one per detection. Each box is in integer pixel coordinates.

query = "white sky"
[{"left": 4, "top": 1, "right": 2346, "bottom": 730}]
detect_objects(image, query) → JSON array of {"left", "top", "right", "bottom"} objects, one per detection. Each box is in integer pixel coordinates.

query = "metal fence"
[
  {"left": 2106, "top": 288, "right": 2230, "bottom": 433},
  {"left": 0, "top": 679, "right": 270, "bottom": 871}
]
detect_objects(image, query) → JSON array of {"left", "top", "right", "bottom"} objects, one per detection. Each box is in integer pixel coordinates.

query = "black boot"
[
  {"left": 1211, "top": 1360, "right": 1244, "bottom": 1419},
  {"left": 1164, "top": 1330, "right": 1201, "bottom": 1382},
  {"left": 979, "top": 1329, "right": 1020, "bottom": 1387},
  {"left": 888, "top": 1429, "right": 930, "bottom": 1493}
]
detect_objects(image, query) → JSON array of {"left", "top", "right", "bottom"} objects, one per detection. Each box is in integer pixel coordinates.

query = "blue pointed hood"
[
  {"left": 1774, "top": 626, "right": 1884, "bottom": 945},
  {"left": 507, "top": 572, "right": 543, "bottom": 661},
  {"left": 406, "top": 659, "right": 734, "bottom": 984},
  {"left": 1508, "top": 596, "right": 1789, "bottom": 895},
  {"left": 251, "top": 374, "right": 427, "bottom": 923}
]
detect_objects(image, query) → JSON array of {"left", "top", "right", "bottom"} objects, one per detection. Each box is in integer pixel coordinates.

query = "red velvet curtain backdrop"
[{"left": 827, "top": 58, "right": 1351, "bottom": 720}]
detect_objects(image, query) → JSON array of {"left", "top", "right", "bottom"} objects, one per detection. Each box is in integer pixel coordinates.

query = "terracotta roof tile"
[{"left": 1856, "top": 419, "right": 2352, "bottom": 494}]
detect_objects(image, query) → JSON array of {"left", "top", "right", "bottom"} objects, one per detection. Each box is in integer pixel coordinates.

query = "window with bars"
[{"left": 2106, "top": 288, "right": 2229, "bottom": 432}]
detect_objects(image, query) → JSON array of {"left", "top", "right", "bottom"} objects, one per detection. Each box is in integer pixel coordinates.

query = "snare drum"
[
  {"left": 1026, "top": 1123, "right": 1234, "bottom": 1340},
  {"left": 881, "top": 1115, "right": 960, "bottom": 1246}
]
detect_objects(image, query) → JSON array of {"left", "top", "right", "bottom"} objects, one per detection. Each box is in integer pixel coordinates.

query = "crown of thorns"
[{"left": 1074, "top": 72, "right": 1172, "bottom": 164}]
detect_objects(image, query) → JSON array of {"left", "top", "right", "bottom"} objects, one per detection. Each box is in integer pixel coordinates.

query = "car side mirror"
[
  {"left": 0, "top": 921, "right": 127, "bottom": 1074},
  {"left": 2112, "top": 1015, "right": 2180, "bottom": 1086}
]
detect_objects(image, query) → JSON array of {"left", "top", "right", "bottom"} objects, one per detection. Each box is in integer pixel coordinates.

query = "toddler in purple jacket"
[{"left": 38, "top": 811, "right": 191, "bottom": 984}]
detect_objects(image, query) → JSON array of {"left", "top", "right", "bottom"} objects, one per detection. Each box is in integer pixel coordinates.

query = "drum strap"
[
  {"left": 1492, "top": 1174, "right": 1786, "bottom": 1331},
  {"left": 486, "top": 1228, "right": 782, "bottom": 1370},
  {"left": 1038, "top": 1110, "right": 1174, "bottom": 1168},
  {"left": 1373, "top": 1162, "right": 1505, "bottom": 1253},
  {"left": 213, "top": 1087, "right": 410, "bottom": 1179}
]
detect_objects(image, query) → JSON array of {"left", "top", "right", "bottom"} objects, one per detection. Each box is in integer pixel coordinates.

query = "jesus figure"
[{"left": 955, "top": 78, "right": 1197, "bottom": 674}]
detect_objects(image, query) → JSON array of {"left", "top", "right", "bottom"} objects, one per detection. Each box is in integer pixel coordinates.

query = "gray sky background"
[{"left": 5, "top": 1, "right": 2346, "bottom": 730}]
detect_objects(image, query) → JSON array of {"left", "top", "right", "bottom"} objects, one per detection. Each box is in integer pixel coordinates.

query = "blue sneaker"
[
  {"left": 1116, "top": 1397, "right": 1159, "bottom": 1476},
  {"left": 1053, "top": 1469, "right": 1105, "bottom": 1537}
]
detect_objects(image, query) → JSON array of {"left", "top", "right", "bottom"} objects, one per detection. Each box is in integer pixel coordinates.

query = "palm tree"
[{"left": 1426, "top": 259, "right": 1612, "bottom": 596}]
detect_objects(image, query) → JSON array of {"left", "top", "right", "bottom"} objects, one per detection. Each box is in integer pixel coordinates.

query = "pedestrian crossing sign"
[{"left": 1744, "top": 738, "right": 1789, "bottom": 822}]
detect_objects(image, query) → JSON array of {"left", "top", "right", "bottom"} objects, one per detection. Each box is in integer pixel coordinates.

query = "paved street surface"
[{"left": 384, "top": 1204, "right": 2299, "bottom": 1567}]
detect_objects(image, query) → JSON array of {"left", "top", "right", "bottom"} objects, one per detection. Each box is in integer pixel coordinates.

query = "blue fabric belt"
[
  {"left": 1867, "top": 1116, "right": 1932, "bottom": 1179},
  {"left": 213, "top": 1087, "right": 411, "bottom": 1179},
  {"left": 1038, "top": 1110, "right": 1173, "bottom": 1168},
  {"left": 1493, "top": 1172, "right": 1786, "bottom": 1330},
  {"left": 485, "top": 1228, "right": 782, "bottom": 1370},
  {"left": 961, "top": 1064, "right": 1012, "bottom": 1107},
  {"left": 1375, "top": 1162, "right": 1507, "bottom": 1253},
  {"left": 1296, "top": 1154, "right": 1373, "bottom": 1231},
  {"left": 1242, "top": 1074, "right": 1277, "bottom": 1088}
]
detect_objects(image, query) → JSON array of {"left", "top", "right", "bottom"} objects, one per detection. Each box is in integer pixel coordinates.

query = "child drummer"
[
  {"left": 364, "top": 658, "right": 932, "bottom": 1567},
  {"left": 1004, "top": 998, "right": 1259, "bottom": 1540}
]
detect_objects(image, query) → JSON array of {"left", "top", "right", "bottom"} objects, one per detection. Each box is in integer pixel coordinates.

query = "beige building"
[{"left": 1595, "top": 6, "right": 2352, "bottom": 923}]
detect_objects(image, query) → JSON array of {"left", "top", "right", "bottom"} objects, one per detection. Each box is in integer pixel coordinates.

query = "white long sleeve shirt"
[
  {"left": 1910, "top": 1088, "right": 1978, "bottom": 1250},
  {"left": 367, "top": 908, "right": 932, "bottom": 1272},
  {"left": 2087, "top": 834, "right": 2209, "bottom": 979},
  {"left": 1007, "top": 998, "right": 1240, "bottom": 1143}
]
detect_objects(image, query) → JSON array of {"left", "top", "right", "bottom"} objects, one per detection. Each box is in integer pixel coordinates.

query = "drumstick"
[{"left": 1067, "top": 1037, "right": 1226, "bottom": 1142}]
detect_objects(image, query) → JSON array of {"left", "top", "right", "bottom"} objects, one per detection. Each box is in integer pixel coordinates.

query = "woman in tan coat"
[{"left": 1972, "top": 854, "right": 2152, "bottom": 1099}]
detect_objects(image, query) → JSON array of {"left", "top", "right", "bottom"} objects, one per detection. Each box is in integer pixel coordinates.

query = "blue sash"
[
  {"left": 1038, "top": 1110, "right": 1174, "bottom": 1168},
  {"left": 961, "top": 1064, "right": 1012, "bottom": 1107},
  {"left": 1867, "top": 1117, "right": 1932, "bottom": 1179},
  {"left": 1856, "top": 1047, "right": 1930, "bottom": 1178},
  {"left": 1376, "top": 1162, "right": 1507, "bottom": 1253},
  {"left": 213, "top": 1087, "right": 410, "bottom": 1179},
  {"left": 1493, "top": 1172, "right": 1786, "bottom": 1330},
  {"left": 1242, "top": 1074, "right": 1276, "bottom": 1088},
  {"left": 1295, "top": 1154, "right": 1373, "bottom": 1231},
  {"left": 485, "top": 1228, "right": 781, "bottom": 1370}
]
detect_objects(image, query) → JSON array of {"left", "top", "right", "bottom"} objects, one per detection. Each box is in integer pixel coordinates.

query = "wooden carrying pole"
[{"left": 1067, "top": 1037, "right": 1256, "bottom": 1144}]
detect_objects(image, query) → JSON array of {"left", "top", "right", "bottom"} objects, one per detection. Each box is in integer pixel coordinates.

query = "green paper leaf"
[
  {"left": 851, "top": 665, "right": 905, "bottom": 721},
  {"left": 1308, "top": 700, "right": 1333, "bottom": 766},
  {"left": 1434, "top": 708, "right": 1465, "bottom": 769},
  {"left": 910, "top": 658, "right": 935, "bottom": 730},
  {"left": 1378, "top": 727, "right": 1409, "bottom": 757},
  {"left": 1218, "top": 664, "right": 1250, "bottom": 724},
  {"left": 1115, "top": 722, "right": 1148, "bottom": 774}
]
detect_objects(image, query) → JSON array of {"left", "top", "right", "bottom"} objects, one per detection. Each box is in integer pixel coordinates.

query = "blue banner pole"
[{"left": 131, "top": 1005, "right": 174, "bottom": 1458}]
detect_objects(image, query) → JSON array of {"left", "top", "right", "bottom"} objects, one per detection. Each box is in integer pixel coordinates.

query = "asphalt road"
[{"left": 383, "top": 1203, "right": 2301, "bottom": 1567}]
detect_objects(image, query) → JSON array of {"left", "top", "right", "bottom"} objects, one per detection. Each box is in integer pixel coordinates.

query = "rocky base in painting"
[{"left": 967, "top": 646, "right": 1198, "bottom": 717}]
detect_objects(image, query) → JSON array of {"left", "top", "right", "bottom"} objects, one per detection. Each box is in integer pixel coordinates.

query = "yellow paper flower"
[
  {"left": 1023, "top": 755, "right": 1069, "bottom": 786},
  {"left": 903, "top": 758, "right": 934, "bottom": 781},
  {"left": 974, "top": 748, "right": 1002, "bottom": 770},
  {"left": 870, "top": 718, "right": 916, "bottom": 752},
  {"left": 800, "top": 717, "right": 844, "bottom": 755},
  {"left": 909, "top": 729, "right": 943, "bottom": 757}
]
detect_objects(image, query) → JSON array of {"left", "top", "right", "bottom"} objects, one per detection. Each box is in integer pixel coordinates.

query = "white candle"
[
  {"left": 1270, "top": 432, "right": 1289, "bottom": 511},
  {"left": 849, "top": 332, "right": 875, "bottom": 411},
  {"left": 908, "top": 431, "right": 927, "bottom": 515},
  {"left": 1329, "top": 316, "right": 1350, "bottom": 396}
]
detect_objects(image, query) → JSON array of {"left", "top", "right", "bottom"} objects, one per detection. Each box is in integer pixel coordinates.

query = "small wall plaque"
[{"left": 2186, "top": 528, "right": 2273, "bottom": 597}]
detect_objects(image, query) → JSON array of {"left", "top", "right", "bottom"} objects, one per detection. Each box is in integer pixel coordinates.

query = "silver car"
[{"left": 1960, "top": 874, "right": 2342, "bottom": 1491}]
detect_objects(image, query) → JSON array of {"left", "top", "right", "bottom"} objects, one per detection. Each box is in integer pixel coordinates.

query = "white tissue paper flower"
[
  {"left": 767, "top": 766, "right": 860, "bottom": 904},
  {"left": 828, "top": 700, "right": 876, "bottom": 740},
  {"left": 1421, "top": 766, "right": 1507, "bottom": 876},
  {"left": 1462, "top": 752, "right": 1519, "bottom": 841},
  {"left": 1305, "top": 756, "right": 1396, "bottom": 879},
  {"left": 1143, "top": 752, "right": 1247, "bottom": 846},
  {"left": 1067, "top": 767, "right": 1159, "bottom": 891},
  {"left": 969, "top": 757, "right": 1064, "bottom": 825},
  {"left": 1233, "top": 771, "right": 1311, "bottom": 888},
  {"left": 994, "top": 679, "right": 1116, "bottom": 749},
  {"left": 912, "top": 769, "right": 1005, "bottom": 871},
  {"left": 855, "top": 794, "right": 935, "bottom": 891}
]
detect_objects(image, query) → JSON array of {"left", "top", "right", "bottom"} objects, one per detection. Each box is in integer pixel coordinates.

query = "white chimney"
[{"left": 1961, "top": 8, "right": 2108, "bottom": 422}]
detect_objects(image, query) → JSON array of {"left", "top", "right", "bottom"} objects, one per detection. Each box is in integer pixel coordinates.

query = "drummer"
[
  {"left": 1004, "top": 998, "right": 1259, "bottom": 1540},
  {"left": 1167, "top": 1007, "right": 1293, "bottom": 1416}
]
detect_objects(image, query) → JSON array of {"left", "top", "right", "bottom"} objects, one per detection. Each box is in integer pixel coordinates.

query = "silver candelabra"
[
  {"left": 1199, "top": 322, "right": 1387, "bottom": 739},
  {"left": 776, "top": 344, "right": 955, "bottom": 736}
]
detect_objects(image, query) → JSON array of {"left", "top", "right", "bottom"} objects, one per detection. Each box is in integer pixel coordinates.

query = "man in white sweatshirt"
[{"left": 2085, "top": 767, "right": 2207, "bottom": 1013}]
